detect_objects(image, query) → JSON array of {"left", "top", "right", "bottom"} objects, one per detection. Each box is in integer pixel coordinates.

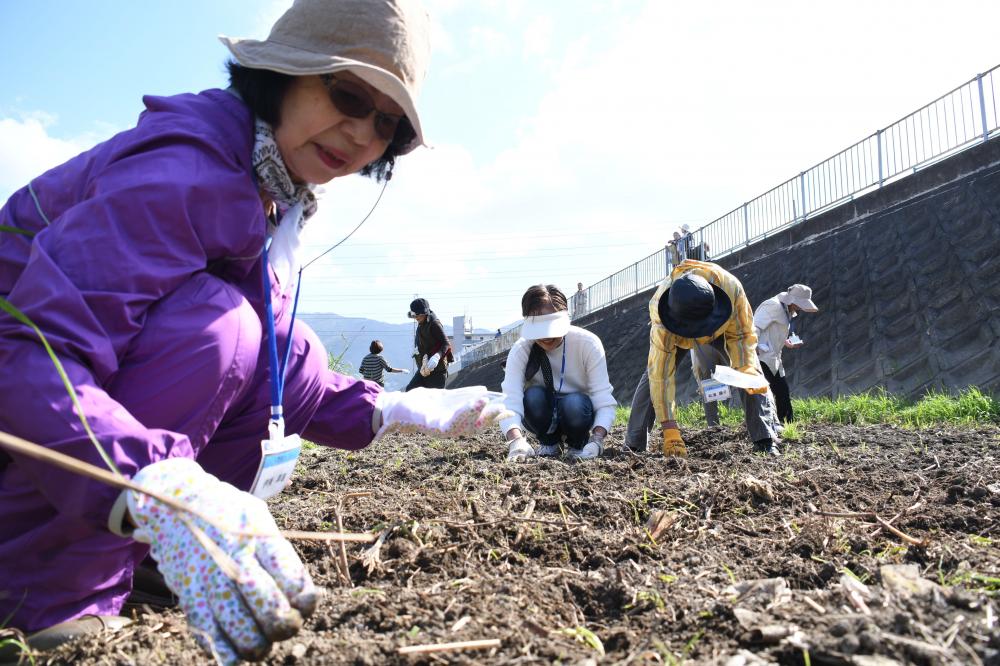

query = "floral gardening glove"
[
  {"left": 375, "top": 386, "right": 510, "bottom": 440},
  {"left": 125, "top": 458, "right": 317, "bottom": 665}
]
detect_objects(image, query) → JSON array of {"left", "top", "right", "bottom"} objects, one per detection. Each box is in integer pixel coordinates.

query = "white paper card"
[{"left": 712, "top": 365, "right": 770, "bottom": 390}]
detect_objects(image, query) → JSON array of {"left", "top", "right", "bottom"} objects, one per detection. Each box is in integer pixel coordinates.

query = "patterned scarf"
[
  {"left": 252, "top": 118, "right": 319, "bottom": 291},
  {"left": 252, "top": 118, "right": 318, "bottom": 220}
]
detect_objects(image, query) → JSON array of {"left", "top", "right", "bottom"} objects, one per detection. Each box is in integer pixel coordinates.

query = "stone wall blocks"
[
  {"left": 882, "top": 355, "right": 938, "bottom": 398},
  {"left": 937, "top": 348, "right": 1000, "bottom": 391}
]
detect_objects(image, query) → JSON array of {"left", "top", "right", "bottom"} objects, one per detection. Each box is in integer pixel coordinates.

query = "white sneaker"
[
  {"left": 568, "top": 441, "right": 603, "bottom": 461},
  {"left": 537, "top": 444, "right": 560, "bottom": 457}
]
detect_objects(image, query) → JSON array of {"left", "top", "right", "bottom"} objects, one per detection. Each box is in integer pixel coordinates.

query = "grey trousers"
[{"left": 624, "top": 338, "right": 781, "bottom": 450}]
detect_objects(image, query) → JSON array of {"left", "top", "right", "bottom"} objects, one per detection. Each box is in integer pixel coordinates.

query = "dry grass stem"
[{"left": 397, "top": 638, "right": 501, "bottom": 654}]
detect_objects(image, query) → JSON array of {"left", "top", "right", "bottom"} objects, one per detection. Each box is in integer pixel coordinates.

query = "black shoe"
[
  {"left": 752, "top": 439, "right": 781, "bottom": 456},
  {"left": 124, "top": 557, "right": 178, "bottom": 609}
]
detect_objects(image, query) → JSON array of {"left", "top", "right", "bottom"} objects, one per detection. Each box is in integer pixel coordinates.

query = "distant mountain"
[{"left": 297, "top": 313, "right": 491, "bottom": 392}]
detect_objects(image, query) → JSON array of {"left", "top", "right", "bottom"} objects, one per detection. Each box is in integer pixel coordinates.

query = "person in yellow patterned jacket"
[{"left": 647, "top": 260, "right": 782, "bottom": 456}]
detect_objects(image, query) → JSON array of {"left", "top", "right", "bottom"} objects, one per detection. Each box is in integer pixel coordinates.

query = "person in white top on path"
[{"left": 502, "top": 285, "right": 616, "bottom": 462}]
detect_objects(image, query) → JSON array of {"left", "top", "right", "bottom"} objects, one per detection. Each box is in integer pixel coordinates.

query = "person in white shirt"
[
  {"left": 753, "top": 284, "right": 819, "bottom": 423},
  {"left": 571, "top": 282, "right": 589, "bottom": 320},
  {"left": 502, "top": 285, "right": 616, "bottom": 462}
]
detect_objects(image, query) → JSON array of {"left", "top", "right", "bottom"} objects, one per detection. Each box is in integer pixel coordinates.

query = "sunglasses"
[{"left": 320, "top": 74, "right": 415, "bottom": 145}]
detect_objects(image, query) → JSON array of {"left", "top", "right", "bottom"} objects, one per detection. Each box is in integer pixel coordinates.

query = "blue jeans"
[{"left": 522, "top": 386, "right": 594, "bottom": 448}]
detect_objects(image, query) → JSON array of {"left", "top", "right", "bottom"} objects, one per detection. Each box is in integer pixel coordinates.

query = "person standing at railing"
[
  {"left": 645, "top": 259, "right": 782, "bottom": 457},
  {"left": 667, "top": 229, "right": 683, "bottom": 266},
  {"left": 753, "top": 284, "right": 818, "bottom": 423},
  {"left": 502, "top": 284, "right": 616, "bottom": 462},
  {"left": 571, "top": 282, "right": 589, "bottom": 320},
  {"left": 680, "top": 223, "right": 710, "bottom": 261},
  {"left": 676, "top": 225, "right": 691, "bottom": 261}
]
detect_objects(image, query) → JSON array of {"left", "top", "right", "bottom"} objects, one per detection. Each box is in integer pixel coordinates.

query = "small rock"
[
  {"left": 880, "top": 564, "right": 942, "bottom": 601},
  {"left": 858, "top": 630, "right": 878, "bottom": 652},
  {"left": 291, "top": 643, "right": 307, "bottom": 659},
  {"left": 830, "top": 620, "right": 850, "bottom": 637},
  {"left": 840, "top": 634, "right": 860, "bottom": 654}
]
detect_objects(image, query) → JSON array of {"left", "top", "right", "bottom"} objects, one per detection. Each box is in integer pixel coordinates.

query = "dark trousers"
[
  {"left": 405, "top": 367, "right": 447, "bottom": 391},
  {"left": 522, "top": 386, "right": 594, "bottom": 448},
  {"left": 761, "top": 363, "right": 793, "bottom": 423}
]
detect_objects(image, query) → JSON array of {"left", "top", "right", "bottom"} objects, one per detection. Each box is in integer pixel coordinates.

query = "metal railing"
[{"left": 460, "top": 64, "right": 1000, "bottom": 368}]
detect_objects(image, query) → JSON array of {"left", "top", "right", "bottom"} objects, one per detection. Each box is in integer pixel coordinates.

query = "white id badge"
[
  {"left": 250, "top": 433, "right": 302, "bottom": 500},
  {"left": 700, "top": 378, "right": 731, "bottom": 403}
]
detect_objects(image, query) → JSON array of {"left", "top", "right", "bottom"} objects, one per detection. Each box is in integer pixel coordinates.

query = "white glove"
[
  {"left": 400, "top": 368, "right": 411, "bottom": 374},
  {"left": 419, "top": 355, "right": 431, "bottom": 377},
  {"left": 375, "top": 386, "right": 510, "bottom": 439},
  {"left": 426, "top": 352, "right": 441, "bottom": 371},
  {"left": 506, "top": 436, "right": 535, "bottom": 462},
  {"left": 569, "top": 434, "right": 604, "bottom": 461},
  {"left": 124, "top": 458, "right": 317, "bottom": 665}
]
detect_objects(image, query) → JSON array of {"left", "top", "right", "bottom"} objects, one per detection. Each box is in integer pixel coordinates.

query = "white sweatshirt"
[{"left": 499, "top": 325, "right": 617, "bottom": 435}]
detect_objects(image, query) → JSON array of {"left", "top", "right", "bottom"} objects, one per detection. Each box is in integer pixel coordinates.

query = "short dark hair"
[
  {"left": 370, "top": 340, "right": 384, "bottom": 354},
  {"left": 226, "top": 61, "right": 401, "bottom": 182},
  {"left": 521, "top": 284, "right": 568, "bottom": 316}
]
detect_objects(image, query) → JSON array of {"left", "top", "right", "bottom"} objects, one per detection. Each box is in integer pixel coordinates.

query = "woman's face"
[
  {"left": 275, "top": 73, "right": 401, "bottom": 184},
  {"left": 535, "top": 336, "right": 564, "bottom": 352}
]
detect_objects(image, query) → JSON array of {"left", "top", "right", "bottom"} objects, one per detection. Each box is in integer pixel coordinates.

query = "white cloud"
[
  {"left": 0, "top": 114, "right": 106, "bottom": 201},
  {"left": 467, "top": 25, "right": 511, "bottom": 58},
  {"left": 521, "top": 15, "right": 553, "bottom": 59}
]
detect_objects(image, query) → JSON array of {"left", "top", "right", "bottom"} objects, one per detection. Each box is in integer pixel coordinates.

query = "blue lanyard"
[
  {"left": 556, "top": 339, "right": 566, "bottom": 394},
  {"left": 261, "top": 239, "right": 303, "bottom": 424}
]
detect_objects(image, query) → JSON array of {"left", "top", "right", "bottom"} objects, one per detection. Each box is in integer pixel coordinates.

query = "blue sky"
[{"left": 1, "top": 0, "right": 998, "bottom": 330}]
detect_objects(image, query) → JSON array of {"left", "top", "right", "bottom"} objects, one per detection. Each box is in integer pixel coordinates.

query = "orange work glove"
[{"left": 662, "top": 427, "right": 687, "bottom": 457}]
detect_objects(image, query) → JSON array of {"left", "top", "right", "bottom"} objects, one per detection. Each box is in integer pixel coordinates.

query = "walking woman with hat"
[
  {"left": 646, "top": 259, "right": 782, "bottom": 457},
  {"left": 0, "top": 1, "right": 506, "bottom": 662},
  {"left": 502, "top": 285, "right": 617, "bottom": 462},
  {"left": 405, "top": 297, "right": 454, "bottom": 390}
]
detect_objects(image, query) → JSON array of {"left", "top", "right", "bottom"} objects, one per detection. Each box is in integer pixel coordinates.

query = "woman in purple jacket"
[{"left": 0, "top": 0, "right": 504, "bottom": 662}]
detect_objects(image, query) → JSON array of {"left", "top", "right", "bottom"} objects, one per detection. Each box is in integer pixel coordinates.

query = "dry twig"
[{"left": 397, "top": 638, "right": 500, "bottom": 655}]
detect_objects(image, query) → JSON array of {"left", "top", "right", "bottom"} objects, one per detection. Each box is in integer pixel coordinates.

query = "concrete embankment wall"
[{"left": 451, "top": 138, "right": 1000, "bottom": 405}]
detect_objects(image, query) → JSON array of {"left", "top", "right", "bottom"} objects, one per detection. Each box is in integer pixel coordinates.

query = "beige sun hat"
[
  {"left": 219, "top": 0, "right": 430, "bottom": 154},
  {"left": 778, "top": 284, "right": 819, "bottom": 312}
]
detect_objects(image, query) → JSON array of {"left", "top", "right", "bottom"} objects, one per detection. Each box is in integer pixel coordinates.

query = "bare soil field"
[{"left": 43, "top": 422, "right": 999, "bottom": 665}]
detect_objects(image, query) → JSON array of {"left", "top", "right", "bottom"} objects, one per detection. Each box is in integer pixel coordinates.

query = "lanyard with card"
[
  {"left": 251, "top": 238, "right": 303, "bottom": 500},
  {"left": 545, "top": 340, "right": 567, "bottom": 435}
]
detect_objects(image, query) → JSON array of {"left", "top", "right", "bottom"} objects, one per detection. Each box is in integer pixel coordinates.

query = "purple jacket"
[{"left": 0, "top": 89, "right": 379, "bottom": 529}]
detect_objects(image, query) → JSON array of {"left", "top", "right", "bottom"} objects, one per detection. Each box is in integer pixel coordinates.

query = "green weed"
[
  {"left": 559, "top": 626, "right": 605, "bottom": 656},
  {"left": 779, "top": 422, "right": 802, "bottom": 441}
]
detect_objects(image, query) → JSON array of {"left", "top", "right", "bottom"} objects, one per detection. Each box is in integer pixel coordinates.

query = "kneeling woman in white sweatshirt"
[{"left": 502, "top": 285, "right": 616, "bottom": 461}]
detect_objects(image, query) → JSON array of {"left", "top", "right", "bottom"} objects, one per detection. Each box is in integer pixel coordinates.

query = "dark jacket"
[{"left": 413, "top": 313, "right": 454, "bottom": 369}]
